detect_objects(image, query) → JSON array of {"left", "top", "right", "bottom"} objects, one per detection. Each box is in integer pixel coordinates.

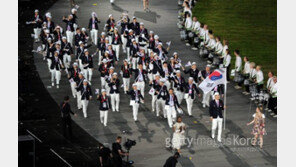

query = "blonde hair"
[{"left": 254, "top": 107, "right": 263, "bottom": 124}]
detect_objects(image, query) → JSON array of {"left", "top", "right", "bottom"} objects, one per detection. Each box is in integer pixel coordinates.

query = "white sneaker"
[
  {"left": 273, "top": 115, "right": 277, "bottom": 118},
  {"left": 268, "top": 109, "right": 272, "bottom": 112},
  {"left": 270, "top": 113, "right": 275, "bottom": 116},
  {"left": 186, "top": 43, "right": 190, "bottom": 46},
  {"left": 52, "top": 83, "right": 54, "bottom": 86},
  {"left": 191, "top": 47, "right": 198, "bottom": 50},
  {"left": 57, "top": 85, "right": 59, "bottom": 89},
  {"left": 203, "top": 104, "right": 206, "bottom": 108}
]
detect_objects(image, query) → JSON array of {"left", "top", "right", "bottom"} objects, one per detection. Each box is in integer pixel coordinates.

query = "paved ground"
[
  {"left": 33, "top": 0, "right": 277, "bottom": 166},
  {"left": 19, "top": 0, "right": 101, "bottom": 166}
]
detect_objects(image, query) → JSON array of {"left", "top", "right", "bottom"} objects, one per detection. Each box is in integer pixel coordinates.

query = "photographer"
[
  {"left": 98, "top": 143, "right": 113, "bottom": 167},
  {"left": 163, "top": 152, "right": 180, "bottom": 167},
  {"left": 112, "top": 136, "right": 128, "bottom": 167}
]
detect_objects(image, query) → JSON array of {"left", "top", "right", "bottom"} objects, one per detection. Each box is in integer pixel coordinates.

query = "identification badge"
[
  {"left": 113, "top": 85, "right": 117, "bottom": 90},
  {"left": 189, "top": 89, "right": 192, "bottom": 94},
  {"left": 103, "top": 102, "right": 107, "bottom": 108}
]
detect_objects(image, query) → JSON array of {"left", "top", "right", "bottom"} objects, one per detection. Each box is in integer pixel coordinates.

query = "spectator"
[
  {"left": 247, "top": 107, "right": 266, "bottom": 148},
  {"left": 269, "top": 76, "right": 277, "bottom": 117}
]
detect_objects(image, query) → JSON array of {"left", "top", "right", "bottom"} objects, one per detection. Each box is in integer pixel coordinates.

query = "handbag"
[
  {"left": 149, "top": 88, "right": 155, "bottom": 95},
  {"left": 177, "top": 108, "right": 183, "bottom": 114},
  {"left": 234, "top": 72, "right": 244, "bottom": 83},
  {"left": 180, "top": 30, "right": 187, "bottom": 40},
  {"left": 244, "top": 79, "right": 250, "bottom": 85},
  {"left": 130, "top": 100, "right": 135, "bottom": 106},
  {"left": 231, "top": 69, "right": 235, "bottom": 77},
  {"left": 184, "top": 93, "right": 189, "bottom": 99},
  {"left": 188, "top": 32, "right": 194, "bottom": 38}
]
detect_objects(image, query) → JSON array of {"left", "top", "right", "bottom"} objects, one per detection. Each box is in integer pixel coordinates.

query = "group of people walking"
[{"left": 27, "top": 0, "right": 275, "bottom": 159}]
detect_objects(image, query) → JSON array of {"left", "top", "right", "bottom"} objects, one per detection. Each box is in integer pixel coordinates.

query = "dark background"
[{"left": 18, "top": 0, "right": 100, "bottom": 166}]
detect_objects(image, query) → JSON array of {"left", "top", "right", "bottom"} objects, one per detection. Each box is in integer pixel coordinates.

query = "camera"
[{"left": 124, "top": 139, "right": 136, "bottom": 150}]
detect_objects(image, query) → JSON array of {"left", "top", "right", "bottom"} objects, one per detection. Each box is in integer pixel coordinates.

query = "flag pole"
[{"left": 223, "top": 68, "right": 227, "bottom": 130}]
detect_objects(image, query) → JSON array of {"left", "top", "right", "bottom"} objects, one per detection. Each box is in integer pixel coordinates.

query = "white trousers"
[
  {"left": 202, "top": 91, "right": 211, "bottom": 107},
  {"left": 123, "top": 78, "right": 130, "bottom": 92},
  {"left": 51, "top": 69, "right": 61, "bottom": 85},
  {"left": 81, "top": 99, "right": 89, "bottom": 118},
  {"left": 83, "top": 68, "right": 93, "bottom": 82},
  {"left": 132, "top": 103, "right": 140, "bottom": 121},
  {"left": 66, "top": 31, "right": 74, "bottom": 47},
  {"left": 166, "top": 106, "right": 177, "bottom": 128},
  {"left": 135, "top": 36, "right": 139, "bottom": 43},
  {"left": 175, "top": 91, "right": 184, "bottom": 105},
  {"left": 108, "top": 36, "right": 112, "bottom": 45},
  {"left": 139, "top": 46, "right": 148, "bottom": 54},
  {"left": 105, "top": 84, "right": 110, "bottom": 96},
  {"left": 78, "top": 59, "right": 83, "bottom": 71},
  {"left": 210, "top": 91, "right": 216, "bottom": 100},
  {"left": 112, "top": 44, "right": 120, "bottom": 60},
  {"left": 70, "top": 82, "right": 77, "bottom": 98},
  {"left": 185, "top": 97, "right": 194, "bottom": 116},
  {"left": 73, "top": 24, "right": 78, "bottom": 34},
  {"left": 63, "top": 54, "right": 71, "bottom": 69},
  {"left": 212, "top": 117, "right": 223, "bottom": 141},
  {"left": 98, "top": 50, "right": 102, "bottom": 65},
  {"left": 137, "top": 81, "right": 145, "bottom": 98},
  {"left": 101, "top": 77, "right": 106, "bottom": 89},
  {"left": 165, "top": 81, "right": 171, "bottom": 89},
  {"left": 121, "top": 35, "right": 127, "bottom": 52},
  {"left": 110, "top": 93, "right": 120, "bottom": 111},
  {"left": 47, "top": 59, "right": 52, "bottom": 71},
  {"left": 33, "top": 28, "right": 41, "bottom": 40},
  {"left": 148, "top": 49, "right": 152, "bottom": 56},
  {"left": 132, "top": 57, "right": 139, "bottom": 70},
  {"left": 151, "top": 95, "right": 157, "bottom": 112},
  {"left": 76, "top": 91, "right": 82, "bottom": 109},
  {"left": 100, "top": 110, "right": 108, "bottom": 126},
  {"left": 126, "top": 47, "right": 130, "bottom": 60},
  {"left": 148, "top": 73, "right": 153, "bottom": 82},
  {"left": 90, "top": 29, "right": 98, "bottom": 45},
  {"left": 156, "top": 99, "right": 166, "bottom": 117}
]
